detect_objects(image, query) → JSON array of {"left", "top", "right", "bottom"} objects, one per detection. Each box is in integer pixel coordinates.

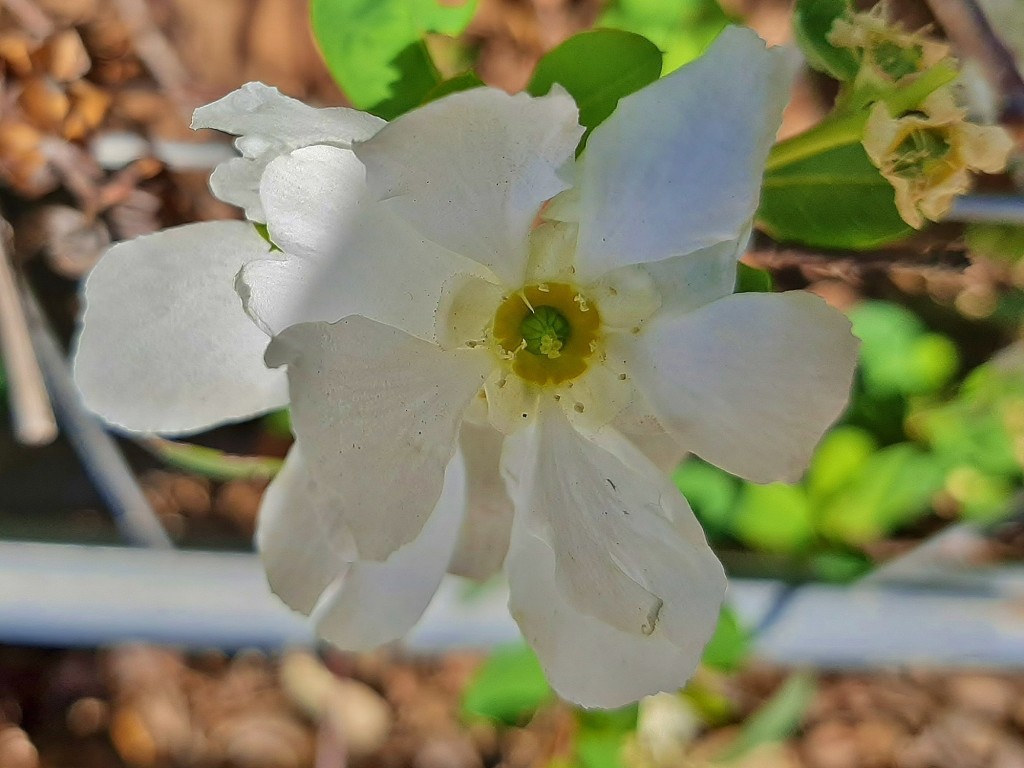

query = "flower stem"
[
  {"left": 764, "top": 62, "right": 960, "bottom": 173},
  {"left": 140, "top": 436, "right": 283, "bottom": 481}
]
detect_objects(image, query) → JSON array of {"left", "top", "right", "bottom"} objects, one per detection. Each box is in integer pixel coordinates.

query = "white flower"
[{"left": 72, "top": 27, "right": 859, "bottom": 708}]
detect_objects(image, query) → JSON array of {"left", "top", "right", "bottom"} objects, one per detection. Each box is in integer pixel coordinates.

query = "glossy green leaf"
[
  {"left": 758, "top": 142, "right": 914, "bottom": 250},
  {"left": 462, "top": 644, "right": 551, "bottom": 724},
  {"left": 719, "top": 673, "right": 817, "bottom": 761},
  {"left": 367, "top": 39, "right": 441, "bottom": 120},
  {"left": 732, "top": 483, "right": 814, "bottom": 554},
  {"left": 701, "top": 606, "right": 751, "bottom": 672},
  {"left": 598, "top": 0, "right": 730, "bottom": 73},
  {"left": 793, "top": 0, "right": 859, "bottom": 81},
  {"left": 528, "top": 29, "right": 662, "bottom": 149},
  {"left": 422, "top": 71, "right": 484, "bottom": 104},
  {"left": 311, "top": 0, "right": 476, "bottom": 113}
]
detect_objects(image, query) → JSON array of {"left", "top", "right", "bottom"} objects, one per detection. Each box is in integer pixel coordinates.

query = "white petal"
[
  {"left": 623, "top": 292, "right": 859, "bottom": 484},
  {"left": 585, "top": 265, "right": 661, "bottom": 332},
  {"left": 642, "top": 228, "right": 750, "bottom": 319},
  {"left": 504, "top": 417, "right": 726, "bottom": 708},
  {"left": 314, "top": 451, "right": 467, "bottom": 650},
  {"left": 354, "top": 87, "right": 583, "bottom": 285},
  {"left": 448, "top": 423, "right": 514, "bottom": 581},
  {"left": 244, "top": 145, "right": 483, "bottom": 341},
  {"left": 256, "top": 443, "right": 354, "bottom": 615},
  {"left": 526, "top": 220, "right": 579, "bottom": 283},
  {"left": 506, "top": 409, "right": 725, "bottom": 644},
  {"left": 556, "top": 359, "right": 634, "bottom": 434},
  {"left": 575, "top": 27, "right": 790, "bottom": 279},
  {"left": 266, "top": 316, "right": 492, "bottom": 560},
  {"left": 435, "top": 274, "right": 504, "bottom": 351},
  {"left": 72, "top": 221, "right": 288, "bottom": 435},
  {"left": 484, "top": 368, "right": 540, "bottom": 435},
  {"left": 192, "top": 82, "right": 383, "bottom": 220}
]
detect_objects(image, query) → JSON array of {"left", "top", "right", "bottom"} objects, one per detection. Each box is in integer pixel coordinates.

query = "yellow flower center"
[
  {"left": 491, "top": 283, "right": 601, "bottom": 386},
  {"left": 891, "top": 126, "right": 952, "bottom": 179}
]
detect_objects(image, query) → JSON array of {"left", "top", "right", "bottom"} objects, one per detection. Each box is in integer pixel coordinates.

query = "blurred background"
[{"left": 3, "top": 0, "right": 1024, "bottom": 766}]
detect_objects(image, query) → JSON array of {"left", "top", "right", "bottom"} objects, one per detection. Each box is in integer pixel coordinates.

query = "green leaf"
[
  {"left": 367, "top": 39, "right": 442, "bottom": 120},
  {"left": 944, "top": 466, "right": 1015, "bottom": 522},
  {"left": 576, "top": 730, "right": 628, "bottom": 768},
  {"left": 422, "top": 71, "right": 484, "bottom": 104},
  {"left": 262, "top": 408, "right": 293, "bottom": 439},
  {"left": 598, "top": 0, "right": 730, "bottom": 73},
  {"left": 528, "top": 29, "right": 662, "bottom": 149},
  {"left": 758, "top": 142, "right": 914, "bottom": 250},
  {"left": 719, "top": 672, "right": 817, "bottom": 761},
  {"left": 735, "top": 262, "right": 773, "bottom": 293},
  {"left": 311, "top": 0, "right": 476, "bottom": 113},
  {"left": 673, "top": 459, "right": 740, "bottom": 538},
  {"left": 818, "top": 444, "right": 944, "bottom": 544},
  {"left": 462, "top": 644, "right": 551, "bottom": 724},
  {"left": 253, "top": 222, "right": 280, "bottom": 250},
  {"left": 965, "top": 223, "right": 1024, "bottom": 264},
  {"left": 850, "top": 302, "right": 959, "bottom": 397},
  {"left": 910, "top": 352, "right": 1024, "bottom": 478},
  {"left": 792, "top": 0, "right": 859, "bottom": 81},
  {"left": 806, "top": 425, "right": 878, "bottom": 502},
  {"left": 701, "top": 606, "right": 751, "bottom": 672},
  {"left": 732, "top": 483, "right": 815, "bottom": 554},
  {"left": 809, "top": 551, "right": 872, "bottom": 583}
]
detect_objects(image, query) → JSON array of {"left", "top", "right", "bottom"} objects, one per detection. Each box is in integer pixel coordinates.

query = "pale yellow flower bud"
[
  {"left": 863, "top": 88, "right": 1015, "bottom": 228},
  {"left": 829, "top": 2, "right": 949, "bottom": 89}
]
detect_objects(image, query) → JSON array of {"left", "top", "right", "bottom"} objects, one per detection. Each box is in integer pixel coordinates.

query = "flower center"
[
  {"left": 520, "top": 305, "right": 571, "bottom": 359},
  {"left": 892, "top": 126, "right": 951, "bottom": 179},
  {"left": 492, "top": 283, "right": 601, "bottom": 386}
]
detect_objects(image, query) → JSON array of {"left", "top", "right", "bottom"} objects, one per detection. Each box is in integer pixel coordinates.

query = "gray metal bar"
[
  {"left": 2, "top": 541, "right": 1024, "bottom": 667},
  {"left": 947, "top": 195, "right": 1024, "bottom": 224}
]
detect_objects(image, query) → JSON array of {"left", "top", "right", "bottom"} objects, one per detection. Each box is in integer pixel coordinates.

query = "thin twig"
[
  {"left": 925, "top": 0, "right": 1024, "bottom": 120},
  {"left": 19, "top": 283, "right": 173, "bottom": 548},
  {"left": 0, "top": 220, "right": 57, "bottom": 445}
]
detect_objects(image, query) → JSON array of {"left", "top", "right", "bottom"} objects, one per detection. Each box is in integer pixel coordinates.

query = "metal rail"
[{"left": 3, "top": 541, "right": 1024, "bottom": 668}]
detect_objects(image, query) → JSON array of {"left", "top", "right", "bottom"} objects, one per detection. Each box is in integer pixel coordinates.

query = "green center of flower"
[
  {"left": 892, "top": 127, "right": 952, "bottom": 178},
  {"left": 520, "top": 305, "right": 571, "bottom": 359},
  {"left": 491, "top": 283, "right": 601, "bottom": 385},
  {"left": 873, "top": 40, "right": 924, "bottom": 80}
]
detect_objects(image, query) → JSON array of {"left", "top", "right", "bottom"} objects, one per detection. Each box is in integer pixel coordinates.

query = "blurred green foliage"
[
  {"left": 597, "top": 0, "right": 730, "bottom": 74},
  {"left": 677, "top": 296, "right": 1024, "bottom": 571},
  {"left": 462, "top": 644, "right": 551, "bottom": 724}
]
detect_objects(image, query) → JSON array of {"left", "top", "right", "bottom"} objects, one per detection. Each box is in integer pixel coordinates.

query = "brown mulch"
[{"left": 5, "top": 645, "right": 1024, "bottom": 768}]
